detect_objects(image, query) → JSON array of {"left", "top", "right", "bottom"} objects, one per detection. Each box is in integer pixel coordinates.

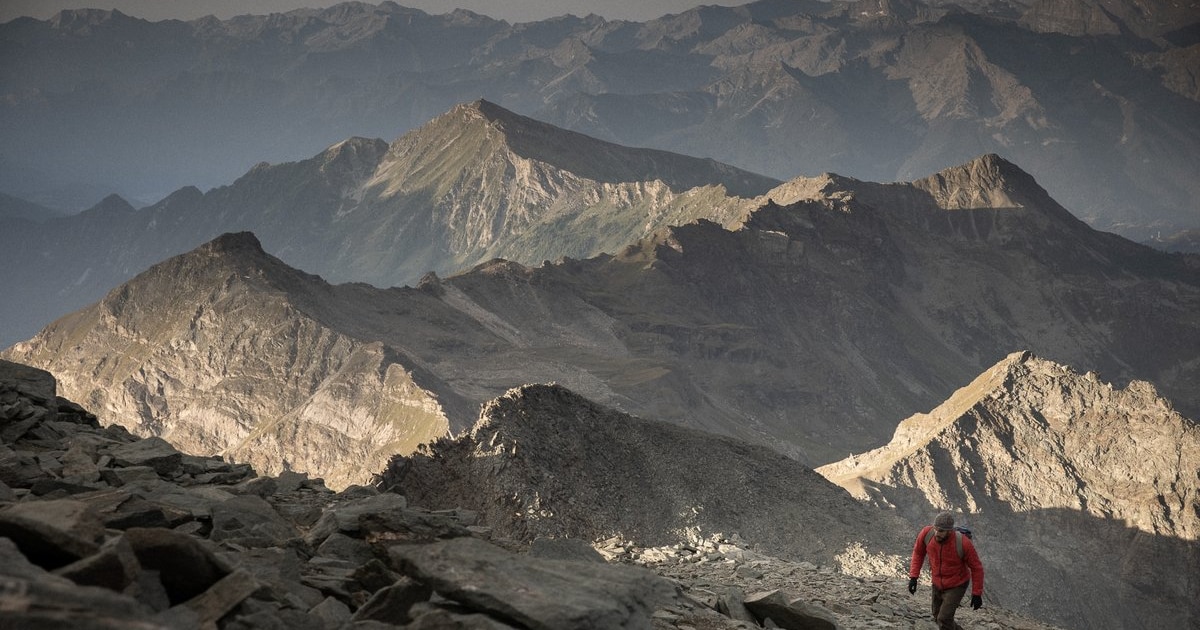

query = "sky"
[{"left": 0, "top": 1, "right": 754, "bottom": 24}]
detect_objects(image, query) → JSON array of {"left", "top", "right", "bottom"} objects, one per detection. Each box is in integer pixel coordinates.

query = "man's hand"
[
  {"left": 907, "top": 578, "right": 918, "bottom": 594},
  {"left": 971, "top": 595, "right": 983, "bottom": 610}
]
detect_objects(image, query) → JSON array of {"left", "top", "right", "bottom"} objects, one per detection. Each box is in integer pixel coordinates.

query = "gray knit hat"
[{"left": 934, "top": 511, "right": 955, "bottom": 530}]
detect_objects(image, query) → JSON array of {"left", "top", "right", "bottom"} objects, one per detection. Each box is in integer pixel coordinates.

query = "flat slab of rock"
[
  {"left": 389, "top": 536, "right": 676, "bottom": 630},
  {"left": 744, "top": 589, "right": 839, "bottom": 630}
]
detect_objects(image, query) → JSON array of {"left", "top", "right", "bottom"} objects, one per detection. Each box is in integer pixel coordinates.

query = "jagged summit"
[
  {"left": 819, "top": 350, "right": 1199, "bottom": 540},
  {"left": 80, "top": 193, "right": 136, "bottom": 216},
  {"left": 200, "top": 230, "right": 266, "bottom": 256},
  {"left": 912, "top": 153, "right": 1060, "bottom": 212},
  {"left": 383, "top": 382, "right": 909, "bottom": 563},
  {"left": 397, "top": 99, "right": 780, "bottom": 197},
  {"left": 817, "top": 351, "right": 1200, "bottom": 629},
  {"left": 48, "top": 8, "right": 136, "bottom": 29}
]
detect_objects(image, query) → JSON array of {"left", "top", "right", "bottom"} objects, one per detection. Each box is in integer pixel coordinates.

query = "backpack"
[{"left": 924, "top": 525, "right": 973, "bottom": 558}]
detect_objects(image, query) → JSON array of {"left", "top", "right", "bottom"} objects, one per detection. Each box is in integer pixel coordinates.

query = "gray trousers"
[{"left": 930, "top": 583, "right": 968, "bottom": 630}]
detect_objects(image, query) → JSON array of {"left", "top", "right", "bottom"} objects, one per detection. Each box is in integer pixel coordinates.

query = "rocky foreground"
[{"left": 1, "top": 359, "right": 1061, "bottom": 629}]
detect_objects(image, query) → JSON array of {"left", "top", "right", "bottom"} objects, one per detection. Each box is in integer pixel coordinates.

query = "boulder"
[{"left": 744, "top": 589, "right": 840, "bottom": 630}]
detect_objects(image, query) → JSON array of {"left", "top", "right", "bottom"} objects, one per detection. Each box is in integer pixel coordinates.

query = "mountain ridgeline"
[
  {"left": 5, "top": 152, "right": 1199, "bottom": 487},
  {"left": 1, "top": 143, "right": 1198, "bottom": 630},
  {"left": 0, "top": 100, "right": 777, "bottom": 349},
  {"left": 2, "top": 0, "right": 1197, "bottom": 239}
]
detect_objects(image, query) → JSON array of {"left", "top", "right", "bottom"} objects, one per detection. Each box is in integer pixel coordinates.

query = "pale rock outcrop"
[{"left": 818, "top": 351, "right": 1200, "bottom": 630}]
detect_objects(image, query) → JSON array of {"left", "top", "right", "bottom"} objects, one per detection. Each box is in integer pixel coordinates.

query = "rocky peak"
[
  {"left": 79, "top": 193, "right": 136, "bottom": 217},
  {"left": 197, "top": 231, "right": 266, "bottom": 258},
  {"left": 153, "top": 185, "right": 204, "bottom": 212},
  {"left": 383, "top": 383, "right": 911, "bottom": 565},
  {"left": 820, "top": 350, "right": 1199, "bottom": 538},
  {"left": 318, "top": 137, "right": 389, "bottom": 175},
  {"left": 399, "top": 98, "right": 779, "bottom": 196},
  {"left": 912, "top": 153, "right": 1038, "bottom": 210},
  {"left": 817, "top": 351, "right": 1200, "bottom": 629},
  {"left": 48, "top": 8, "right": 134, "bottom": 32}
]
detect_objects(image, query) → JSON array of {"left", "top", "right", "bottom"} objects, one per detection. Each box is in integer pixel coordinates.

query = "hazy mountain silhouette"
[
  {"left": 0, "top": 99, "right": 777, "bottom": 348},
  {"left": 6, "top": 155, "right": 1198, "bottom": 488},
  {"left": 1, "top": 0, "right": 1196, "bottom": 238}
]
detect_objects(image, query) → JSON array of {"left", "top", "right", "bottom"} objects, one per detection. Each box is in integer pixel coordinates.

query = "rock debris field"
[{"left": 1, "top": 359, "right": 1061, "bottom": 629}]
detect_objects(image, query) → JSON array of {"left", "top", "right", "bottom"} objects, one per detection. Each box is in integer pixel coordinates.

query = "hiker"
[{"left": 907, "top": 511, "right": 985, "bottom": 630}]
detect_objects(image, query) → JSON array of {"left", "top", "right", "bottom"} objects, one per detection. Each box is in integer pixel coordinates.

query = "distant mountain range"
[
  {"left": 1, "top": 0, "right": 1197, "bottom": 238},
  {"left": 6, "top": 149, "right": 1198, "bottom": 489},
  {"left": 0, "top": 99, "right": 776, "bottom": 348}
]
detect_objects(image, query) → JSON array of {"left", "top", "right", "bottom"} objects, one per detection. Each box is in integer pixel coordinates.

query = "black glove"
[
  {"left": 971, "top": 594, "right": 983, "bottom": 609},
  {"left": 907, "top": 577, "right": 918, "bottom": 594}
]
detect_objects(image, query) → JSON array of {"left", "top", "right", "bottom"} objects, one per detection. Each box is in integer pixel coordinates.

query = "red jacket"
[{"left": 909, "top": 525, "right": 984, "bottom": 595}]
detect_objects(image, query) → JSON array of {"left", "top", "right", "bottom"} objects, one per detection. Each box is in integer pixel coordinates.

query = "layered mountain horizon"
[
  {"left": 0, "top": 98, "right": 778, "bottom": 349},
  {"left": 2, "top": 0, "right": 1197, "bottom": 238},
  {"left": 2, "top": 7, "right": 1198, "bottom": 627},
  {"left": 5, "top": 150, "right": 1198, "bottom": 491}
]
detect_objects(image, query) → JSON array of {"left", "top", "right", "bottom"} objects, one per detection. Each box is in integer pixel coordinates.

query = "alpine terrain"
[
  {"left": 0, "top": 99, "right": 777, "bottom": 348},
  {"left": 1, "top": 0, "right": 1197, "bottom": 239},
  {"left": 1, "top": 358, "right": 1071, "bottom": 630},
  {"left": 819, "top": 351, "right": 1200, "bottom": 629},
  {"left": 5, "top": 154, "right": 1198, "bottom": 490}
]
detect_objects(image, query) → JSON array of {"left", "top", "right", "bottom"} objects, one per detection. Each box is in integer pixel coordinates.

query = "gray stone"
[
  {"left": 60, "top": 441, "right": 102, "bottom": 481},
  {"left": 316, "top": 531, "right": 376, "bottom": 565},
  {"left": 717, "top": 587, "right": 760, "bottom": 624},
  {"left": 169, "top": 568, "right": 263, "bottom": 627},
  {"left": 309, "top": 595, "right": 353, "bottom": 626},
  {"left": 405, "top": 605, "right": 523, "bottom": 629},
  {"left": 101, "top": 465, "right": 163, "bottom": 487},
  {"left": 0, "top": 360, "right": 57, "bottom": 407},
  {"left": 389, "top": 536, "right": 676, "bottom": 630},
  {"left": 210, "top": 494, "right": 299, "bottom": 547},
  {"left": 529, "top": 536, "right": 606, "bottom": 563},
  {"left": 124, "top": 527, "right": 231, "bottom": 606},
  {"left": 744, "top": 589, "right": 840, "bottom": 630},
  {"left": 0, "top": 498, "right": 105, "bottom": 569},
  {"left": 110, "top": 437, "right": 183, "bottom": 476},
  {"left": 357, "top": 506, "right": 472, "bottom": 546},
  {"left": 231, "top": 475, "right": 278, "bottom": 497},
  {"left": 54, "top": 534, "right": 141, "bottom": 592},
  {"left": 349, "top": 575, "right": 433, "bottom": 624},
  {"left": 219, "top": 546, "right": 325, "bottom": 610},
  {"left": 303, "top": 492, "right": 407, "bottom": 546},
  {"left": 0, "top": 447, "right": 45, "bottom": 487}
]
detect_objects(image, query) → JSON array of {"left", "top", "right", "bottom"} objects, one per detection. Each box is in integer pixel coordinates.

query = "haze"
[{"left": 0, "top": 0, "right": 752, "bottom": 24}]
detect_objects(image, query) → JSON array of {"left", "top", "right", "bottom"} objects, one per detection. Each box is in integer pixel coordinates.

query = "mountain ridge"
[
  {"left": 0, "top": 99, "right": 778, "bottom": 348},
  {"left": 817, "top": 350, "right": 1200, "bottom": 629},
  {"left": 8, "top": 154, "right": 1198, "bottom": 486},
  {"left": 3, "top": 0, "right": 1197, "bottom": 238},
  {"left": 6, "top": 229, "right": 459, "bottom": 489}
]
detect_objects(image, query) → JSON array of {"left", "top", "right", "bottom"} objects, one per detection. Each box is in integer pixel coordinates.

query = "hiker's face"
[{"left": 935, "top": 528, "right": 952, "bottom": 542}]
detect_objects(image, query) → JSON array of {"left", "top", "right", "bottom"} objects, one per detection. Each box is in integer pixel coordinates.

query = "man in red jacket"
[{"left": 908, "top": 511, "right": 985, "bottom": 630}]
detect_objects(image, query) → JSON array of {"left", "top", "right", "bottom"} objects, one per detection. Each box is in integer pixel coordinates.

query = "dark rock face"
[{"left": 382, "top": 383, "right": 911, "bottom": 566}]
